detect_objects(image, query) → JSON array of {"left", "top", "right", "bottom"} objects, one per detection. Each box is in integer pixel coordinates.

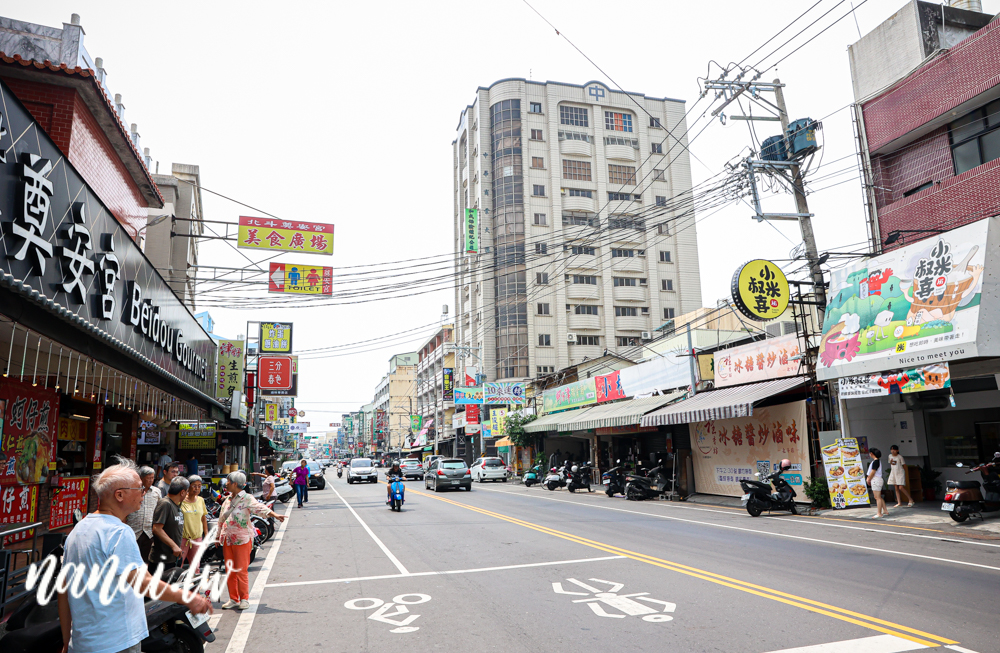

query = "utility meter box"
[
  {"left": 760, "top": 135, "right": 787, "bottom": 161},
  {"left": 786, "top": 118, "right": 818, "bottom": 158}
]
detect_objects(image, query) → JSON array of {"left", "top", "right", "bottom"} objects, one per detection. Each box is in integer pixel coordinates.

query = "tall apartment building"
[
  {"left": 453, "top": 79, "right": 703, "bottom": 383},
  {"left": 415, "top": 325, "right": 455, "bottom": 453},
  {"left": 373, "top": 352, "right": 418, "bottom": 454}
]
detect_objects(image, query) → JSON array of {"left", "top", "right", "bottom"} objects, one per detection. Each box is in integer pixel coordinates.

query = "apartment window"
[
  {"left": 604, "top": 135, "right": 639, "bottom": 148},
  {"left": 536, "top": 273, "right": 549, "bottom": 285},
  {"left": 657, "top": 222, "right": 670, "bottom": 235},
  {"left": 567, "top": 189, "right": 593, "bottom": 198},
  {"left": 574, "top": 335, "right": 601, "bottom": 346},
  {"left": 537, "top": 302, "right": 550, "bottom": 315},
  {"left": 615, "top": 306, "right": 638, "bottom": 317},
  {"left": 531, "top": 156, "right": 545, "bottom": 169},
  {"left": 559, "top": 105, "right": 589, "bottom": 127},
  {"left": 608, "top": 192, "right": 641, "bottom": 202},
  {"left": 613, "top": 277, "right": 637, "bottom": 287},
  {"left": 533, "top": 184, "right": 546, "bottom": 196},
  {"left": 616, "top": 336, "right": 639, "bottom": 347},
  {"left": 609, "top": 216, "right": 645, "bottom": 230},
  {"left": 533, "top": 212, "right": 547, "bottom": 225},
  {"left": 562, "top": 159, "right": 592, "bottom": 181},
  {"left": 664, "top": 308, "right": 675, "bottom": 319},
  {"left": 605, "top": 111, "right": 633, "bottom": 132},
  {"left": 661, "top": 279, "right": 674, "bottom": 291},
  {"left": 569, "top": 245, "right": 595, "bottom": 255},
  {"left": 538, "top": 334, "right": 551, "bottom": 346},
  {"left": 651, "top": 142, "right": 663, "bottom": 154},
  {"left": 649, "top": 117, "right": 662, "bottom": 128},
  {"left": 537, "top": 365, "right": 555, "bottom": 375},
  {"left": 641, "top": 306, "right": 649, "bottom": 314},
  {"left": 950, "top": 99, "right": 1000, "bottom": 175},
  {"left": 572, "top": 275, "right": 598, "bottom": 285},
  {"left": 575, "top": 304, "right": 599, "bottom": 315},
  {"left": 562, "top": 211, "right": 599, "bottom": 227},
  {"left": 653, "top": 169, "right": 665, "bottom": 181},
  {"left": 659, "top": 250, "right": 672, "bottom": 263},
  {"left": 531, "top": 129, "right": 544, "bottom": 140},
  {"left": 655, "top": 196, "right": 667, "bottom": 207},
  {"left": 608, "top": 165, "right": 637, "bottom": 185},
  {"left": 535, "top": 243, "right": 548, "bottom": 255},
  {"left": 611, "top": 248, "right": 634, "bottom": 258},
  {"left": 529, "top": 102, "right": 543, "bottom": 114},
  {"left": 558, "top": 130, "right": 591, "bottom": 142},
  {"left": 903, "top": 181, "right": 933, "bottom": 197}
]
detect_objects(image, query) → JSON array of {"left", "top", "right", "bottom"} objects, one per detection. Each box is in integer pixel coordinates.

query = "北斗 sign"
[
  {"left": 216, "top": 339, "right": 245, "bottom": 400},
  {"left": 838, "top": 363, "right": 951, "bottom": 398},
  {"left": 484, "top": 382, "right": 526, "bottom": 405},
  {"left": 465, "top": 209, "right": 479, "bottom": 254},
  {"left": 259, "top": 322, "right": 293, "bottom": 354},
  {"left": 821, "top": 438, "right": 869, "bottom": 509},
  {"left": 268, "top": 262, "right": 333, "bottom": 295},
  {"left": 714, "top": 333, "right": 803, "bottom": 388},
  {"left": 238, "top": 216, "right": 333, "bottom": 255}
]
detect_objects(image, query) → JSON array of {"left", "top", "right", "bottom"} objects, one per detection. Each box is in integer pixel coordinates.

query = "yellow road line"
[{"left": 411, "top": 487, "right": 957, "bottom": 647}]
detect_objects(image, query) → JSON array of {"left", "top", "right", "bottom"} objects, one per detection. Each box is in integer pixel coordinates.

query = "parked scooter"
[
  {"left": 567, "top": 461, "right": 594, "bottom": 493},
  {"left": 602, "top": 460, "right": 626, "bottom": 497},
  {"left": 545, "top": 464, "right": 568, "bottom": 491},
  {"left": 943, "top": 453, "right": 1000, "bottom": 522},
  {"left": 387, "top": 474, "right": 406, "bottom": 511},
  {"left": 624, "top": 460, "right": 673, "bottom": 501},
  {"left": 523, "top": 463, "right": 545, "bottom": 487},
  {"left": 740, "top": 459, "right": 798, "bottom": 516}
]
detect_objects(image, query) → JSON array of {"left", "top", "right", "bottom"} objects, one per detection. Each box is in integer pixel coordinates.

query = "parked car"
[
  {"left": 280, "top": 460, "right": 326, "bottom": 489},
  {"left": 424, "top": 458, "right": 472, "bottom": 492},
  {"left": 347, "top": 457, "right": 378, "bottom": 484},
  {"left": 422, "top": 454, "right": 445, "bottom": 472},
  {"left": 400, "top": 458, "right": 424, "bottom": 480},
  {"left": 471, "top": 457, "right": 509, "bottom": 483}
]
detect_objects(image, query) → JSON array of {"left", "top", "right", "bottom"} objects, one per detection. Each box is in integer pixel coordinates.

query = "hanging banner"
[
  {"left": 238, "top": 216, "right": 333, "bottom": 255},
  {"left": 464, "top": 208, "right": 479, "bottom": 254},
  {"left": 484, "top": 382, "right": 526, "bottom": 405},
  {"left": 466, "top": 404, "right": 480, "bottom": 425},
  {"left": 714, "top": 333, "right": 803, "bottom": 388},
  {"left": 821, "top": 438, "right": 869, "bottom": 509},
  {"left": 691, "top": 401, "right": 809, "bottom": 498},
  {"left": 543, "top": 378, "right": 597, "bottom": 413},
  {"left": 215, "top": 339, "right": 245, "bottom": 400},
  {"left": 442, "top": 368, "right": 454, "bottom": 402},
  {"left": 818, "top": 218, "right": 989, "bottom": 380},
  {"left": 491, "top": 408, "right": 508, "bottom": 436},
  {"left": 1, "top": 484, "right": 39, "bottom": 544},
  {"left": 0, "top": 377, "right": 58, "bottom": 485},
  {"left": 838, "top": 363, "right": 951, "bottom": 398},
  {"left": 453, "top": 386, "right": 484, "bottom": 404},
  {"left": 259, "top": 322, "right": 293, "bottom": 354},
  {"left": 92, "top": 404, "right": 104, "bottom": 469},
  {"left": 49, "top": 476, "right": 89, "bottom": 530},
  {"left": 731, "top": 259, "right": 790, "bottom": 322},
  {"left": 410, "top": 415, "right": 422, "bottom": 433},
  {"left": 268, "top": 262, "right": 333, "bottom": 295}
]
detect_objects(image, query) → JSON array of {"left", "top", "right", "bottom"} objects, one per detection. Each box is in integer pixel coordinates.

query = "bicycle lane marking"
[{"left": 406, "top": 487, "right": 959, "bottom": 649}]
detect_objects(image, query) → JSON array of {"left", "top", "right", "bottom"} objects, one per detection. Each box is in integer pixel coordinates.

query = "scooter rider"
[{"left": 386, "top": 462, "right": 403, "bottom": 504}]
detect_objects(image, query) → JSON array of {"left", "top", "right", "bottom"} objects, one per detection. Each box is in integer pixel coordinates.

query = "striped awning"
[
  {"left": 524, "top": 411, "right": 567, "bottom": 433},
  {"left": 640, "top": 376, "right": 808, "bottom": 427},
  {"left": 558, "top": 392, "right": 686, "bottom": 431}
]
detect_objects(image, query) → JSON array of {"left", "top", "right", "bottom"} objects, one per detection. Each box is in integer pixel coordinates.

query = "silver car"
[
  {"left": 399, "top": 458, "right": 424, "bottom": 480},
  {"left": 424, "top": 458, "right": 472, "bottom": 492},
  {"left": 347, "top": 458, "right": 378, "bottom": 484}
]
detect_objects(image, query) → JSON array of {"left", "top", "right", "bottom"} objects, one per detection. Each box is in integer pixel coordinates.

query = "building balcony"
[
  {"left": 560, "top": 140, "right": 593, "bottom": 157},
  {"left": 569, "top": 345, "right": 604, "bottom": 361},
  {"left": 566, "top": 283, "right": 600, "bottom": 300},
  {"left": 568, "top": 313, "right": 602, "bottom": 330},
  {"left": 561, "top": 223, "right": 599, "bottom": 241},
  {"left": 615, "top": 315, "right": 648, "bottom": 332},
  {"left": 561, "top": 195, "right": 595, "bottom": 212},
  {"left": 611, "top": 257, "right": 645, "bottom": 273},
  {"left": 609, "top": 229, "right": 645, "bottom": 246},
  {"left": 605, "top": 145, "right": 636, "bottom": 161},
  {"left": 613, "top": 285, "right": 647, "bottom": 302},
  {"left": 564, "top": 254, "right": 600, "bottom": 271}
]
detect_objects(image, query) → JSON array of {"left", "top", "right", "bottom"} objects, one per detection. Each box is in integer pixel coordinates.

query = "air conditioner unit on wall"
[
  {"left": 567, "top": 334, "right": 577, "bottom": 343},
  {"left": 641, "top": 331, "right": 652, "bottom": 340}
]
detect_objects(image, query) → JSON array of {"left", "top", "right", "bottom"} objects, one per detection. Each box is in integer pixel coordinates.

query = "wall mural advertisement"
[
  {"left": 714, "top": 333, "right": 803, "bottom": 388},
  {"left": 838, "top": 363, "right": 951, "bottom": 398},
  {"left": 691, "top": 401, "right": 808, "bottom": 498},
  {"left": 0, "top": 81, "right": 215, "bottom": 392},
  {"left": 0, "top": 377, "right": 58, "bottom": 485},
  {"left": 817, "top": 219, "right": 989, "bottom": 380}
]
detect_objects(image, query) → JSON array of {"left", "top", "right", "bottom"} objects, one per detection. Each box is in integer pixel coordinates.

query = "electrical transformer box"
[
  {"left": 760, "top": 135, "right": 787, "bottom": 161},
  {"left": 786, "top": 118, "right": 818, "bottom": 158}
]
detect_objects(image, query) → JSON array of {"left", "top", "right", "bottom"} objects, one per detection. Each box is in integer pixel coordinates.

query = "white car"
[
  {"left": 422, "top": 455, "right": 444, "bottom": 472},
  {"left": 470, "top": 457, "right": 508, "bottom": 483},
  {"left": 347, "top": 458, "right": 378, "bottom": 484}
]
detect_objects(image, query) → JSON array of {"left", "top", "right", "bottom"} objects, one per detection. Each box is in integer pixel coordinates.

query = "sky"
[{"left": 16, "top": 0, "right": 996, "bottom": 430}]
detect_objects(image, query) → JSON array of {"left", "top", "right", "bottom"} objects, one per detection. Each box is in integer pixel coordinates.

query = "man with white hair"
[
  {"left": 124, "top": 466, "right": 160, "bottom": 561},
  {"left": 58, "top": 456, "right": 211, "bottom": 653}
]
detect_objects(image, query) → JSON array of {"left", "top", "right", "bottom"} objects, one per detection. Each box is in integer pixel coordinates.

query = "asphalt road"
[{"left": 205, "top": 471, "right": 999, "bottom": 653}]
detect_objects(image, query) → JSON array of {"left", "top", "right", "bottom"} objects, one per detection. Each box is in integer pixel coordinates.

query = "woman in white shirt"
[
  {"left": 867, "top": 448, "right": 888, "bottom": 518},
  {"left": 887, "top": 445, "right": 914, "bottom": 508}
]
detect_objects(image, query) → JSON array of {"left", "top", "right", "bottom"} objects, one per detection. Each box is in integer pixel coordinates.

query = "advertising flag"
[
  {"left": 238, "top": 216, "right": 333, "bottom": 255},
  {"left": 268, "top": 262, "right": 333, "bottom": 295}
]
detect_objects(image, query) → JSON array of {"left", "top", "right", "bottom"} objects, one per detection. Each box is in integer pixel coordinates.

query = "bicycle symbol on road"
[
  {"left": 344, "top": 593, "right": 431, "bottom": 633},
  {"left": 552, "top": 578, "right": 676, "bottom": 622}
]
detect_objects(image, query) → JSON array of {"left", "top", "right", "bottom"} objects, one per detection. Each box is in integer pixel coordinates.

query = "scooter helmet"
[
  {"left": 571, "top": 465, "right": 579, "bottom": 472},
  {"left": 780, "top": 458, "right": 791, "bottom": 470}
]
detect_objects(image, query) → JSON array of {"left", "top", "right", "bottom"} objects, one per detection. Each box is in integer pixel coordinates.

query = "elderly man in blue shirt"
[{"left": 58, "top": 456, "right": 212, "bottom": 653}]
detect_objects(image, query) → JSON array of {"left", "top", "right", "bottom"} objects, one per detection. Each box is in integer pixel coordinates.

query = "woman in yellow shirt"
[{"left": 180, "top": 474, "right": 208, "bottom": 566}]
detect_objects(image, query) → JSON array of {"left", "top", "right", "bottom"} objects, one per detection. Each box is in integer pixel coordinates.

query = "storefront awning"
[
  {"left": 524, "top": 411, "right": 568, "bottom": 433},
  {"left": 494, "top": 436, "right": 513, "bottom": 447},
  {"left": 641, "top": 376, "right": 808, "bottom": 427},
  {"left": 558, "top": 392, "right": 686, "bottom": 431}
]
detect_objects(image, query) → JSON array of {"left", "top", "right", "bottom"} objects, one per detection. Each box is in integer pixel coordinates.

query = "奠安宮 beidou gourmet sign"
[{"left": 0, "top": 79, "right": 214, "bottom": 391}]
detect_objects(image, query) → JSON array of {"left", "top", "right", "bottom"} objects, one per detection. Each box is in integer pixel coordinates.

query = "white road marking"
[
  {"left": 266, "top": 555, "right": 625, "bottom": 588},
  {"left": 344, "top": 593, "right": 431, "bottom": 633},
  {"left": 762, "top": 634, "right": 930, "bottom": 652},
  {"left": 553, "top": 576, "right": 676, "bottom": 622},
  {"left": 945, "top": 646, "right": 982, "bottom": 653},
  {"left": 208, "top": 613, "right": 222, "bottom": 631},
  {"left": 331, "top": 485, "right": 409, "bottom": 575},
  {"left": 223, "top": 502, "right": 293, "bottom": 653},
  {"left": 478, "top": 487, "right": 1000, "bottom": 572}
]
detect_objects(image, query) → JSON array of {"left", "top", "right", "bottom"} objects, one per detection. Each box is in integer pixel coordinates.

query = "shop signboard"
[
  {"left": 491, "top": 408, "right": 508, "bottom": 436},
  {"left": 821, "top": 438, "right": 869, "bottom": 509},
  {"left": 268, "top": 262, "right": 333, "bottom": 295},
  {"left": 714, "top": 333, "right": 803, "bottom": 388},
  {"left": 697, "top": 354, "right": 715, "bottom": 382},
  {"left": 731, "top": 259, "right": 790, "bottom": 322},
  {"left": 1, "top": 484, "right": 39, "bottom": 544},
  {"left": 838, "top": 363, "right": 952, "bottom": 398},
  {"left": 289, "top": 423, "right": 308, "bottom": 433},
  {"left": 259, "top": 322, "right": 293, "bottom": 354},
  {"left": 617, "top": 351, "right": 692, "bottom": 397},
  {"left": 442, "top": 368, "right": 454, "bottom": 402},
  {"left": 595, "top": 371, "right": 626, "bottom": 403},
  {"left": 0, "top": 377, "right": 58, "bottom": 485},
  {"left": 465, "top": 404, "right": 480, "bottom": 425},
  {"left": 464, "top": 209, "right": 479, "bottom": 254},
  {"left": 691, "top": 401, "right": 809, "bottom": 498},
  {"left": 238, "top": 216, "right": 333, "bottom": 256},
  {"left": 453, "top": 387, "right": 483, "bottom": 404},
  {"left": 57, "top": 417, "right": 87, "bottom": 442},
  {"left": 138, "top": 420, "right": 161, "bottom": 446},
  {"left": 216, "top": 339, "right": 245, "bottom": 400},
  {"left": 817, "top": 218, "right": 991, "bottom": 380},
  {"left": 259, "top": 356, "right": 293, "bottom": 390},
  {"left": 49, "top": 476, "right": 89, "bottom": 530},
  {"left": 0, "top": 82, "right": 214, "bottom": 391},
  {"left": 543, "top": 378, "right": 597, "bottom": 413},
  {"left": 260, "top": 356, "right": 298, "bottom": 397},
  {"left": 265, "top": 403, "right": 278, "bottom": 422},
  {"left": 484, "top": 382, "right": 525, "bottom": 405},
  {"left": 177, "top": 421, "right": 217, "bottom": 450}
]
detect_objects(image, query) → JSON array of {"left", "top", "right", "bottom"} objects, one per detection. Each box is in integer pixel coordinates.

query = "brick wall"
[
  {"left": 870, "top": 127, "right": 953, "bottom": 209},
  {"left": 4, "top": 78, "right": 75, "bottom": 153}
]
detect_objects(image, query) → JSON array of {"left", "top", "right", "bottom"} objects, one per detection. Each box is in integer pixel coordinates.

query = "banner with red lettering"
[
  {"left": 0, "top": 484, "right": 39, "bottom": 544},
  {"left": 0, "top": 377, "right": 59, "bottom": 485},
  {"left": 50, "top": 477, "right": 89, "bottom": 529}
]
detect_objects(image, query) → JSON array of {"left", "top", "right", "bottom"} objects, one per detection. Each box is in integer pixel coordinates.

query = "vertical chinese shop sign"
[
  {"left": 216, "top": 339, "right": 245, "bottom": 400},
  {"left": 93, "top": 404, "right": 104, "bottom": 470},
  {"left": 465, "top": 209, "right": 479, "bottom": 254}
]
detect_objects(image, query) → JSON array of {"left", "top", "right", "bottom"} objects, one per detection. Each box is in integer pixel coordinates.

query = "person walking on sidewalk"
[
  {"left": 180, "top": 475, "right": 208, "bottom": 567},
  {"left": 293, "top": 460, "right": 309, "bottom": 508},
  {"left": 887, "top": 445, "right": 914, "bottom": 508},
  {"left": 217, "top": 471, "right": 286, "bottom": 610},
  {"left": 867, "top": 448, "right": 888, "bottom": 518}
]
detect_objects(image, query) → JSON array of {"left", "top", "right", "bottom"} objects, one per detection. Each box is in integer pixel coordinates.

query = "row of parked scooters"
[{"left": 522, "top": 458, "right": 675, "bottom": 501}]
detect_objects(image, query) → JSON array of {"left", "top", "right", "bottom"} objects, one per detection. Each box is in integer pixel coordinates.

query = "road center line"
[
  {"left": 332, "top": 485, "right": 410, "bottom": 575},
  {"left": 224, "top": 502, "right": 293, "bottom": 653},
  {"left": 265, "top": 555, "right": 625, "bottom": 588},
  {"left": 478, "top": 487, "right": 1000, "bottom": 570}
]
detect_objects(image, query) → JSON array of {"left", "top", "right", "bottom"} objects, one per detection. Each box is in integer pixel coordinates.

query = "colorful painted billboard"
[
  {"left": 484, "top": 382, "right": 526, "bottom": 405},
  {"left": 838, "top": 363, "right": 951, "bottom": 398},
  {"left": 238, "top": 216, "right": 333, "bottom": 255},
  {"left": 454, "top": 386, "right": 484, "bottom": 404}
]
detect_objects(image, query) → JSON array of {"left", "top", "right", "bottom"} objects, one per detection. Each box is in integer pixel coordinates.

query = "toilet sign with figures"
[{"left": 552, "top": 578, "right": 676, "bottom": 622}]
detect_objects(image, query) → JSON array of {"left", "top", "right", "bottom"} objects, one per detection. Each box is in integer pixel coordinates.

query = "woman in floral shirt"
[{"left": 217, "top": 471, "right": 285, "bottom": 610}]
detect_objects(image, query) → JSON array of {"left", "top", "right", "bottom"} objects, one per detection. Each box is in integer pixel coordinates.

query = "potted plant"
[
  {"left": 803, "top": 476, "right": 831, "bottom": 509},
  {"left": 918, "top": 465, "right": 941, "bottom": 501}
]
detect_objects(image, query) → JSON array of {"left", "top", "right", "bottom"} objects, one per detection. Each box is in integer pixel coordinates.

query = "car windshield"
[
  {"left": 441, "top": 461, "right": 467, "bottom": 469},
  {"left": 351, "top": 459, "right": 372, "bottom": 468},
  {"left": 307, "top": 462, "right": 321, "bottom": 472}
]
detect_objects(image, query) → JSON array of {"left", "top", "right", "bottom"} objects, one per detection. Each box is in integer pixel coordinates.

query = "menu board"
[
  {"left": 50, "top": 476, "right": 89, "bottom": 530},
  {"left": 0, "top": 484, "right": 39, "bottom": 545},
  {"left": 821, "top": 438, "right": 869, "bottom": 509}
]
